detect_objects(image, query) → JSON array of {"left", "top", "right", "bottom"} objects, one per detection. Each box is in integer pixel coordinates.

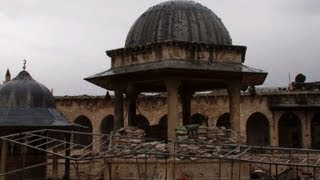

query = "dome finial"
[
  {"left": 23, "top": 59, "right": 27, "bottom": 71},
  {"left": 5, "top": 68, "right": 11, "bottom": 82}
]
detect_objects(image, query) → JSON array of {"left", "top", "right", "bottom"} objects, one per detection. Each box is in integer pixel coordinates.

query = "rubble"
[
  {"left": 115, "top": 126, "right": 145, "bottom": 144},
  {"left": 176, "top": 124, "right": 244, "bottom": 144},
  {"left": 197, "top": 125, "right": 207, "bottom": 141},
  {"left": 114, "top": 125, "right": 244, "bottom": 149},
  {"left": 110, "top": 125, "right": 246, "bottom": 161},
  {"left": 176, "top": 126, "right": 188, "bottom": 141}
]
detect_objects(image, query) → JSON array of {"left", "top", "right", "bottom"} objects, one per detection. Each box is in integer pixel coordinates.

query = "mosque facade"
[{"left": 55, "top": 84, "right": 320, "bottom": 150}]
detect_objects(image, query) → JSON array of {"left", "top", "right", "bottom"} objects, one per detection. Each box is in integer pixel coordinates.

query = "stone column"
[
  {"left": 180, "top": 90, "right": 194, "bottom": 125},
  {"left": 227, "top": 82, "right": 241, "bottom": 134},
  {"left": 305, "top": 111, "right": 313, "bottom": 149},
  {"left": 301, "top": 111, "right": 309, "bottom": 148},
  {"left": 0, "top": 140, "right": 7, "bottom": 180},
  {"left": 52, "top": 148, "right": 58, "bottom": 180},
  {"left": 166, "top": 80, "right": 181, "bottom": 141},
  {"left": 269, "top": 111, "right": 277, "bottom": 146},
  {"left": 114, "top": 91, "right": 124, "bottom": 130},
  {"left": 127, "top": 86, "right": 139, "bottom": 126},
  {"left": 21, "top": 143, "right": 27, "bottom": 179},
  {"left": 64, "top": 133, "right": 71, "bottom": 180}
]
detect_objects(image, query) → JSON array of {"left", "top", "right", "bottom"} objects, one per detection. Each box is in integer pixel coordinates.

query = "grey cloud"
[
  {"left": 0, "top": 0, "right": 319, "bottom": 95},
  {"left": 277, "top": 0, "right": 320, "bottom": 15}
]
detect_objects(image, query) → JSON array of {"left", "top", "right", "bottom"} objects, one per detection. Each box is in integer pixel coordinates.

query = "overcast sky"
[{"left": 0, "top": 0, "right": 319, "bottom": 96}]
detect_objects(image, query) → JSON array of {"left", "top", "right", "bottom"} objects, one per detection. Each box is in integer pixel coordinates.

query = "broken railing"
[{"left": 0, "top": 129, "right": 320, "bottom": 179}]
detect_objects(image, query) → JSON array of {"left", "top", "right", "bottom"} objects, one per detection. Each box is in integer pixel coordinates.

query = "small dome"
[
  {"left": 125, "top": 0, "right": 232, "bottom": 47},
  {"left": 0, "top": 70, "right": 55, "bottom": 108}
]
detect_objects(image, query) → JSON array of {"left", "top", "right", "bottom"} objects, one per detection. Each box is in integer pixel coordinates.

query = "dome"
[
  {"left": 0, "top": 70, "right": 55, "bottom": 108},
  {"left": 125, "top": 0, "right": 232, "bottom": 47}
]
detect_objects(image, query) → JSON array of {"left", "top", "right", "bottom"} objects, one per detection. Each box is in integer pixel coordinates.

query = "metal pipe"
[{"left": 0, "top": 162, "right": 47, "bottom": 177}]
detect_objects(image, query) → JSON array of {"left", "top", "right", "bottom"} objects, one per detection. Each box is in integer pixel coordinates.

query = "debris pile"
[
  {"left": 176, "top": 125, "right": 244, "bottom": 144},
  {"left": 114, "top": 124, "right": 244, "bottom": 145},
  {"left": 197, "top": 125, "right": 207, "bottom": 141},
  {"left": 207, "top": 126, "right": 220, "bottom": 141},
  {"left": 115, "top": 126, "right": 145, "bottom": 144},
  {"left": 176, "top": 126, "right": 188, "bottom": 141}
]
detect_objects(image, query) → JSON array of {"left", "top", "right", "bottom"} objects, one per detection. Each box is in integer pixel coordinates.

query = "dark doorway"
[
  {"left": 191, "top": 113, "right": 208, "bottom": 126},
  {"left": 158, "top": 114, "right": 168, "bottom": 140},
  {"left": 246, "top": 112, "right": 270, "bottom": 146},
  {"left": 216, "top": 113, "right": 230, "bottom": 129},
  {"left": 134, "top": 114, "right": 151, "bottom": 136},
  {"left": 74, "top": 115, "right": 93, "bottom": 148},
  {"left": 147, "top": 114, "right": 168, "bottom": 140},
  {"left": 278, "top": 112, "right": 302, "bottom": 148},
  {"left": 311, "top": 113, "right": 320, "bottom": 149},
  {"left": 100, "top": 115, "right": 114, "bottom": 148}
]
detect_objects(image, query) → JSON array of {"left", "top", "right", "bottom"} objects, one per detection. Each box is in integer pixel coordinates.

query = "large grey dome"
[
  {"left": 125, "top": 0, "right": 232, "bottom": 47},
  {"left": 0, "top": 70, "right": 55, "bottom": 108}
]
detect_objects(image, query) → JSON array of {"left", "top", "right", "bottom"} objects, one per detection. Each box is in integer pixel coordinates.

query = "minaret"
[{"left": 5, "top": 69, "right": 11, "bottom": 83}]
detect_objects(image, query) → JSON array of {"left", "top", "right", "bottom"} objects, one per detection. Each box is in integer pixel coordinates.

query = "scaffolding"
[{"left": 1, "top": 129, "right": 320, "bottom": 179}]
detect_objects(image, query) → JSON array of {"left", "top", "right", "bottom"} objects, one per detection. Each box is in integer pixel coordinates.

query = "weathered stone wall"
[
  {"left": 103, "top": 159, "right": 250, "bottom": 180},
  {"left": 55, "top": 92, "right": 320, "bottom": 149},
  {"left": 56, "top": 96, "right": 114, "bottom": 134},
  {"left": 110, "top": 43, "right": 243, "bottom": 68},
  {"left": 46, "top": 159, "right": 250, "bottom": 180}
]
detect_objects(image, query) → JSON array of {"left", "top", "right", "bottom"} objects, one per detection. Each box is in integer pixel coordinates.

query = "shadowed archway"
[
  {"left": 311, "top": 113, "right": 320, "bottom": 149},
  {"left": 246, "top": 112, "right": 270, "bottom": 146},
  {"left": 191, "top": 113, "right": 208, "bottom": 126},
  {"left": 278, "top": 112, "right": 302, "bottom": 148},
  {"left": 216, "top": 113, "right": 230, "bottom": 129},
  {"left": 100, "top": 115, "right": 114, "bottom": 148},
  {"left": 146, "top": 114, "right": 168, "bottom": 140},
  {"left": 74, "top": 115, "right": 93, "bottom": 148},
  {"left": 134, "top": 114, "right": 151, "bottom": 136},
  {"left": 158, "top": 114, "right": 168, "bottom": 140}
]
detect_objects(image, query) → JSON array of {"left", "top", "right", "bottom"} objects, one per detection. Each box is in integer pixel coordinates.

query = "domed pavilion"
[
  {"left": 86, "top": 0, "right": 267, "bottom": 140},
  {"left": 0, "top": 66, "right": 72, "bottom": 179}
]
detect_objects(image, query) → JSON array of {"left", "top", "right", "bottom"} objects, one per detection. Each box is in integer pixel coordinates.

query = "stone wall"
[
  {"left": 109, "top": 42, "right": 244, "bottom": 68},
  {"left": 46, "top": 158, "right": 250, "bottom": 180},
  {"left": 103, "top": 159, "right": 250, "bottom": 180},
  {"left": 55, "top": 91, "right": 320, "bottom": 149}
]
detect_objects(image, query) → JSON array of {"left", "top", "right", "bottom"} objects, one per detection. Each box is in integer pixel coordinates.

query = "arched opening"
[
  {"left": 158, "top": 114, "right": 168, "bottom": 140},
  {"left": 134, "top": 114, "right": 151, "bottom": 136},
  {"left": 74, "top": 115, "right": 93, "bottom": 148},
  {"left": 278, "top": 112, "right": 302, "bottom": 148},
  {"left": 246, "top": 112, "right": 270, "bottom": 146},
  {"left": 311, "top": 113, "right": 320, "bottom": 149},
  {"left": 190, "top": 113, "right": 208, "bottom": 126},
  {"left": 146, "top": 114, "right": 167, "bottom": 140},
  {"left": 216, "top": 113, "right": 230, "bottom": 129},
  {"left": 100, "top": 115, "right": 114, "bottom": 148}
]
